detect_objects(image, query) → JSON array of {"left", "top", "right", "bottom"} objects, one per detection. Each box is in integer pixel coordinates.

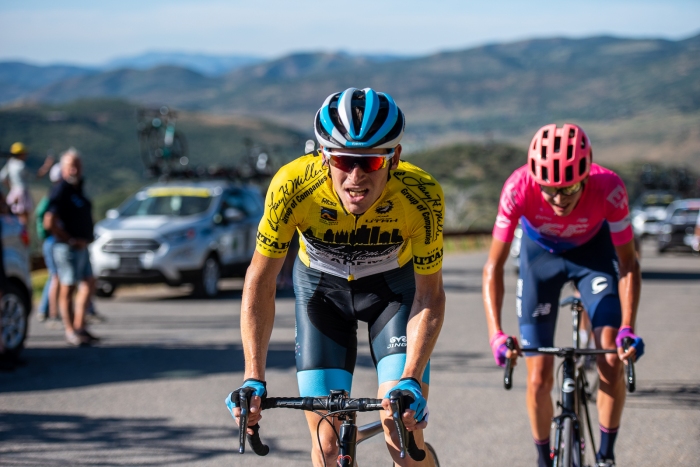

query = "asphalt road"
[{"left": 1, "top": 243, "right": 699, "bottom": 466}]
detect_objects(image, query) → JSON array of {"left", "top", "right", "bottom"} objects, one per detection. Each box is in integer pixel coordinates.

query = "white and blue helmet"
[{"left": 314, "top": 87, "right": 405, "bottom": 149}]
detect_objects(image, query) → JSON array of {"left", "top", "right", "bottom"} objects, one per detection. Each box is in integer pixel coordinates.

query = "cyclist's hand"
[
  {"left": 225, "top": 379, "right": 266, "bottom": 434},
  {"left": 383, "top": 377, "right": 428, "bottom": 431},
  {"left": 616, "top": 326, "right": 645, "bottom": 363},
  {"left": 490, "top": 330, "right": 521, "bottom": 368}
]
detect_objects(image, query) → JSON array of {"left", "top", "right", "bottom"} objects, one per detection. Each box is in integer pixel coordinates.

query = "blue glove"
[
  {"left": 385, "top": 377, "right": 428, "bottom": 423},
  {"left": 225, "top": 379, "right": 267, "bottom": 420},
  {"left": 615, "top": 327, "right": 645, "bottom": 360}
]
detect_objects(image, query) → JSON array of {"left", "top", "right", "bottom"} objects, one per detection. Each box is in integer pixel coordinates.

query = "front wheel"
[
  {"left": 193, "top": 255, "right": 220, "bottom": 298},
  {"left": 557, "top": 418, "right": 581, "bottom": 467},
  {"left": 425, "top": 442, "right": 440, "bottom": 467}
]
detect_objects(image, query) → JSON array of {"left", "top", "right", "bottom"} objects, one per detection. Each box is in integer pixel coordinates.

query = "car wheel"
[
  {"left": 95, "top": 280, "right": 117, "bottom": 298},
  {"left": 1, "top": 282, "right": 30, "bottom": 357},
  {"left": 194, "top": 255, "right": 220, "bottom": 298}
]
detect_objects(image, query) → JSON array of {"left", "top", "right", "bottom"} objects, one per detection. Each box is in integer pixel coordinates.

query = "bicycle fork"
[{"left": 551, "top": 356, "right": 583, "bottom": 467}]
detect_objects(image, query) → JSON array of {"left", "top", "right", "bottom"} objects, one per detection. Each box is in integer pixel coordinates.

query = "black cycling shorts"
[{"left": 293, "top": 257, "right": 429, "bottom": 397}]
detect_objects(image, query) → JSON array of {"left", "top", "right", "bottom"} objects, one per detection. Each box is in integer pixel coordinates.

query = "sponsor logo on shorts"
[
  {"left": 516, "top": 298, "right": 522, "bottom": 318},
  {"left": 532, "top": 303, "right": 551, "bottom": 317},
  {"left": 592, "top": 277, "right": 608, "bottom": 294},
  {"left": 387, "top": 336, "right": 407, "bottom": 349},
  {"left": 516, "top": 279, "right": 523, "bottom": 298},
  {"left": 320, "top": 207, "right": 337, "bottom": 221}
]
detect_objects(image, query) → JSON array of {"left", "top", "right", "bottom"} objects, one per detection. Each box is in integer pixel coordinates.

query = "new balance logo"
[{"left": 387, "top": 336, "right": 407, "bottom": 349}]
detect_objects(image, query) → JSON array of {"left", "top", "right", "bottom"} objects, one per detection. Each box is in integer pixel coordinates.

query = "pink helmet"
[{"left": 528, "top": 123, "right": 592, "bottom": 187}]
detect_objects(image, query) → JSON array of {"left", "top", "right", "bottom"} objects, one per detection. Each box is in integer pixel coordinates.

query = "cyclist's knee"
[
  {"left": 597, "top": 353, "right": 623, "bottom": 383},
  {"left": 527, "top": 369, "right": 554, "bottom": 396}
]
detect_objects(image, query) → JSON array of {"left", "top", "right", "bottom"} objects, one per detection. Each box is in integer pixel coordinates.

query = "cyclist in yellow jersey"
[{"left": 227, "top": 88, "right": 445, "bottom": 466}]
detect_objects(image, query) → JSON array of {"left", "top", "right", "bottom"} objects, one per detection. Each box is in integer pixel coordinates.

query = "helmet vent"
[
  {"left": 565, "top": 165, "right": 574, "bottom": 182},
  {"left": 540, "top": 145, "right": 547, "bottom": 160},
  {"left": 579, "top": 158, "right": 587, "bottom": 176},
  {"left": 543, "top": 130, "right": 549, "bottom": 139},
  {"left": 567, "top": 145, "right": 574, "bottom": 160},
  {"left": 541, "top": 167, "right": 549, "bottom": 182},
  {"left": 569, "top": 128, "right": 576, "bottom": 138},
  {"left": 554, "top": 136, "right": 561, "bottom": 153},
  {"left": 553, "top": 160, "right": 560, "bottom": 183},
  {"left": 531, "top": 159, "right": 536, "bottom": 176},
  {"left": 581, "top": 137, "right": 587, "bottom": 149}
]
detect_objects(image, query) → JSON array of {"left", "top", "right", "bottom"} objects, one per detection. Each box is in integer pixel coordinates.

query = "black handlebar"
[
  {"left": 504, "top": 337, "right": 515, "bottom": 390},
  {"left": 234, "top": 391, "right": 425, "bottom": 461},
  {"left": 623, "top": 337, "right": 636, "bottom": 393}
]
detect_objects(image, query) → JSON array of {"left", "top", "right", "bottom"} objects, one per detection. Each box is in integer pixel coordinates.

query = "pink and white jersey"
[{"left": 493, "top": 163, "right": 633, "bottom": 253}]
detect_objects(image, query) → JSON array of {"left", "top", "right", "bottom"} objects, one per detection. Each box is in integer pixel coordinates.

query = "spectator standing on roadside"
[
  {"left": 1, "top": 142, "right": 34, "bottom": 225},
  {"left": 44, "top": 148, "right": 99, "bottom": 346},
  {"left": 35, "top": 164, "right": 63, "bottom": 323}
]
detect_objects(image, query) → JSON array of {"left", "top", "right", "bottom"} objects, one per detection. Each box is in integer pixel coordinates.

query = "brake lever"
[
  {"left": 389, "top": 390, "right": 426, "bottom": 461},
  {"left": 233, "top": 387, "right": 270, "bottom": 456},
  {"left": 237, "top": 387, "right": 253, "bottom": 454},
  {"left": 504, "top": 336, "right": 515, "bottom": 390},
  {"left": 622, "top": 337, "right": 636, "bottom": 393}
]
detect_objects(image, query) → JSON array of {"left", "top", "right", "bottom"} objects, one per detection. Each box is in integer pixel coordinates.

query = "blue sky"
[{"left": 1, "top": 0, "right": 698, "bottom": 65}]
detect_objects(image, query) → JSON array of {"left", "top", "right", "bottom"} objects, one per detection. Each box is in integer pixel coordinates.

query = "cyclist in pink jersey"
[{"left": 483, "top": 123, "right": 644, "bottom": 467}]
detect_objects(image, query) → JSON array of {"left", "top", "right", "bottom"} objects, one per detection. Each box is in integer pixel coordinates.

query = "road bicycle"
[
  {"left": 231, "top": 388, "right": 440, "bottom": 466},
  {"left": 503, "top": 297, "right": 636, "bottom": 467},
  {"left": 137, "top": 106, "right": 188, "bottom": 176}
]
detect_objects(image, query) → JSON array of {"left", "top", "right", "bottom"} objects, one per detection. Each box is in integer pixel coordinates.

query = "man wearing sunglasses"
[
  {"left": 482, "top": 123, "right": 644, "bottom": 467},
  {"left": 227, "top": 88, "right": 444, "bottom": 466}
]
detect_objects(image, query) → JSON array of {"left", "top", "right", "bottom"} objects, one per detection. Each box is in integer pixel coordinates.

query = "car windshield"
[
  {"left": 120, "top": 187, "right": 214, "bottom": 217},
  {"left": 640, "top": 193, "right": 675, "bottom": 208},
  {"left": 671, "top": 208, "right": 699, "bottom": 224}
]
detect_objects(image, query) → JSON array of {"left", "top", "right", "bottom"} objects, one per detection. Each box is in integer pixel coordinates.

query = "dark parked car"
[{"left": 657, "top": 199, "right": 700, "bottom": 253}]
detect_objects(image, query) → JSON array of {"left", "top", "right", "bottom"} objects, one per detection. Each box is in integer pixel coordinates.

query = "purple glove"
[
  {"left": 490, "top": 331, "right": 517, "bottom": 368},
  {"left": 615, "top": 326, "right": 645, "bottom": 360}
]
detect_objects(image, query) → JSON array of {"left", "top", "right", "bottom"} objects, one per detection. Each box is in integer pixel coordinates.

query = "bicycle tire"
[
  {"left": 425, "top": 442, "right": 440, "bottom": 467},
  {"left": 559, "top": 418, "right": 573, "bottom": 467}
]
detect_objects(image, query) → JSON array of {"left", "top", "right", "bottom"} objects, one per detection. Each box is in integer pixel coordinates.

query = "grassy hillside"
[
  {"left": 0, "top": 99, "right": 309, "bottom": 219},
  {"left": 19, "top": 35, "right": 700, "bottom": 165}
]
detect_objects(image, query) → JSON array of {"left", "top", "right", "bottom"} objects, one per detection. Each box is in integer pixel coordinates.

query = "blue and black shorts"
[
  {"left": 517, "top": 222, "right": 622, "bottom": 350},
  {"left": 293, "top": 257, "right": 430, "bottom": 397}
]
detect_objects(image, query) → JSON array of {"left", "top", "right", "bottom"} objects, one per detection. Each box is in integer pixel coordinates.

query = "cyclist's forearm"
[
  {"left": 402, "top": 286, "right": 445, "bottom": 380},
  {"left": 240, "top": 257, "right": 281, "bottom": 380},
  {"left": 483, "top": 261, "right": 505, "bottom": 337},
  {"left": 618, "top": 258, "right": 640, "bottom": 329}
]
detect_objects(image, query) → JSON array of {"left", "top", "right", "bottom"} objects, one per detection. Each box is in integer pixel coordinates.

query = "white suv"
[
  {"left": 1, "top": 215, "right": 33, "bottom": 358},
  {"left": 90, "top": 180, "right": 263, "bottom": 298}
]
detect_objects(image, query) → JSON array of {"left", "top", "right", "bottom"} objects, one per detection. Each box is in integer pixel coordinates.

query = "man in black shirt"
[{"left": 45, "top": 148, "right": 98, "bottom": 346}]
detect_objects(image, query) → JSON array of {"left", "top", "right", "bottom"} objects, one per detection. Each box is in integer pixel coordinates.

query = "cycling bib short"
[
  {"left": 517, "top": 222, "right": 622, "bottom": 350},
  {"left": 293, "top": 257, "right": 429, "bottom": 396}
]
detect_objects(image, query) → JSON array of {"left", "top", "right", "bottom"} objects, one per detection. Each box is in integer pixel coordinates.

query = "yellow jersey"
[{"left": 256, "top": 152, "right": 444, "bottom": 280}]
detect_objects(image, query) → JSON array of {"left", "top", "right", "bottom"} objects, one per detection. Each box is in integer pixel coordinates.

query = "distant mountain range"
[{"left": 2, "top": 34, "right": 699, "bottom": 163}]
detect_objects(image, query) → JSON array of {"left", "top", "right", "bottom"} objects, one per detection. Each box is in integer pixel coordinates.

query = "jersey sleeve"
[
  {"left": 401, "top": 166, "right": 445, "bottom": 275},
  {"left": 492, "top": 171, "right": 525, "bottom": 243},
  {"left": 603, "top": 173, "right": 634, "bottom": 245},
  {"left": 255, "top": 162, "right": 305, "bottom": 258}
]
